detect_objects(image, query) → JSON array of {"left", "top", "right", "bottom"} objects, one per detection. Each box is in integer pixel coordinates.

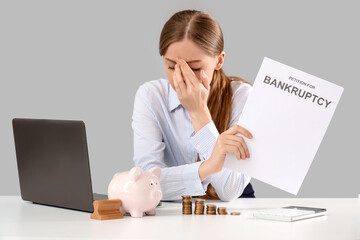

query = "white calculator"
[{"left": 253, "top": 206, "right": 327, "bottom": 222}]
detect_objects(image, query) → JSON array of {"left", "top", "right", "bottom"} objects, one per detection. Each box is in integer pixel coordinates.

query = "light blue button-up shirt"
[{"left": 132, "top": 78, "right": 252, "bottom": 201}]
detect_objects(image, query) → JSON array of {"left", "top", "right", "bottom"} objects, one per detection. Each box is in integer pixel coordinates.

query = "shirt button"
[{"left": 196, "top": 144, "right": 200, "bottom": 149}]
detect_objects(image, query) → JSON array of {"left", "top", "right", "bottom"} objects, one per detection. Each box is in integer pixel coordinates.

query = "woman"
[{"left": 132, "top": 9, "right": 255, "bottom": 201}]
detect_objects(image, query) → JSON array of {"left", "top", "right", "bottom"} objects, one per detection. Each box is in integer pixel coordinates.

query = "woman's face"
[{"left": 163, "top": 39, "right": 225, "bottom": 90}]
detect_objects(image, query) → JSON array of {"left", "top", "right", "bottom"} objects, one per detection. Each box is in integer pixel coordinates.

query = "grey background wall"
[{"left": 1, "top": 0, "right": 359, "bottom": 198}]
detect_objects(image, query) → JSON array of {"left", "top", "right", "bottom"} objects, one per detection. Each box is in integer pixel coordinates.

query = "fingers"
[
  {"left": 226, "top": 135, "right": 250, "bottom": 159},
  {"left": 224, "top": 140, "right": 244, "bottom": 160},
  {"left": 227, "top": 144, "right": 242, "bottom": 160},
  {"left": 177, "top": 58, "right": 197, "bottom": 88},
  {"left": 226, "top": 124, "right": 253, "bottom": 139},
  {"left": 200, "top": 70, "right": 210, "bottom": 91},
  {"left": 176, "top": 58, "right": 210, "bottom": 91},
  {"left": 174, "top": 64, "right": 186, "bottom": 94},
  {"left": 172, "top": 71, "right": 182, "bottom": 96}
]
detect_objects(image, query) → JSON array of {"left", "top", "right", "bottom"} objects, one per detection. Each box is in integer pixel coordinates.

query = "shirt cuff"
[
  {"left": 189, "top": 121, "right": 219, "bottom": 161},
  {"left": 201, "top": 174, "right": 213, "bottom": 191},
  {"left": 182, "top": 161, "right": 206, "bottom": 196}
]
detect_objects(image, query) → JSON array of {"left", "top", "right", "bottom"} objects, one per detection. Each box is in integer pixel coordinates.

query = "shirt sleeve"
[
  {"left": 190, "top": 82, "right": 253, "bottom": 202},
  {"left": 189, "top": 120, "right": 219, "bottom": 161},
  {"left": 132, "top": 84, "right": 209, "bottom": 201},
  {"left": 210, "top": 168, "right": 252, "bottom": 201}
]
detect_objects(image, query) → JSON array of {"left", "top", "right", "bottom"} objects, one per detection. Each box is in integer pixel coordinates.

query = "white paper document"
[{"left": 224, "top": 57, "right": 344, "bottom": 195}]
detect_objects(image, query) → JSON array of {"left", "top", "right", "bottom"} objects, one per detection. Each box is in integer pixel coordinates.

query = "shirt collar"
[{"left": 168, "top": 82, "right": 182, "bottom": 112}]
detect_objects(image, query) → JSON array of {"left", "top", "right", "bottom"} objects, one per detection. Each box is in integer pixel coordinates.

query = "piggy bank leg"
[
  {"left": 145, "top": 208, "right": 156, "bottom": 216},
  {"left": 129, "top": 211, "right": 144, "bottom": 218}
]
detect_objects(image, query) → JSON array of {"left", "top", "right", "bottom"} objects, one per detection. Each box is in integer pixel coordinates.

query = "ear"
[
  {"left": 129, "top": 167, "right": 143, "bottom": 182},
  {"left": 148, "top": 167, "right": 162, "bottom": 179},
  {"left": 215, "top": 51, "right": 225, "bottom": 70}
]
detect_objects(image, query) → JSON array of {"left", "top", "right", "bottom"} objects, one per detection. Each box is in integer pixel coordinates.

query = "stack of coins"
[
  {"left": 217, "top": 207, "right": 228, "bottom": 215},
  {"left": 182, "top": 196, "right": 192, "bottom": 215},
  {"left": 194, "top": 199, "right": 205, "bottom": 215},
  {"left": 206, "top": 204, "right": 217, "bottom": 215}
]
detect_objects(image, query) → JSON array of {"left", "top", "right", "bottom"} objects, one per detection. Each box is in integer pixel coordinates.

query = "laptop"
[{"left": 12, "top": 118, "right": 107, "bottom": 213}]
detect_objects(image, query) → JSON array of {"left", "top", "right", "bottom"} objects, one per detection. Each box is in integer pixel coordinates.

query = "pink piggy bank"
[{"left": 108, "top": 166, "right": 162, "bottom": 218}]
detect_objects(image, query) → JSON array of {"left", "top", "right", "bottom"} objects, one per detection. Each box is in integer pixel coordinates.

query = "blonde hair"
[{"left": 159, "top": 10, "right": 248, "bottom": 199}]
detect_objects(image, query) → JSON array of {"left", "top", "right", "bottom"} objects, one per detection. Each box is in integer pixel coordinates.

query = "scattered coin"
[{"left": 230, "top": 212, "right": 241, "bottom": 215}]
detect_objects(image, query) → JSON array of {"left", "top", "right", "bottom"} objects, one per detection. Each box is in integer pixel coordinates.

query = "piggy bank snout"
[{"left": 152, "top": 189, "right": 162, "bottom": 201}]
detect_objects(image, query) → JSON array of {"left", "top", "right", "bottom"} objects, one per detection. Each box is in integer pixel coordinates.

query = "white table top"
[{"left": 0, "top": 196, "right": 359, "bottom": 240}]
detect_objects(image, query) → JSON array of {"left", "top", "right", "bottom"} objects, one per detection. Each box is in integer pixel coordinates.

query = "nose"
[{"left": 156, "top": 190, "right": 162, "bottom": 200}]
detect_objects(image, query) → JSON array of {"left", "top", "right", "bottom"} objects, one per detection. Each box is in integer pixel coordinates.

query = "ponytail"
[
  {"left": 196, "top": 69, "right": 234, "bottom": 200},
  {"left": 208, "top": 69, "right": 233, "bottom": 134}
]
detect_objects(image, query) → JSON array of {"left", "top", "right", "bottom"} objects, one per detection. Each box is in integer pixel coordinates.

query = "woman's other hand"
[{"left": 199, "top": 125, "right": 253, "bottom": 181}]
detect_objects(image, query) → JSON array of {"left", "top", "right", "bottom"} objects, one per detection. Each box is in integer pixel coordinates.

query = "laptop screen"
[{"left": 12, "top": 118, "right": 95, "bottom": 212}]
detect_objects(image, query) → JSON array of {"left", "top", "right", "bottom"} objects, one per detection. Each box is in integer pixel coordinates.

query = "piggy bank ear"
[
  {"left": 148, "top": 167, "right": 161, "bottom": 179},
  {"left": 129, "top": 167, "right": 143, "bottom": 182}
]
